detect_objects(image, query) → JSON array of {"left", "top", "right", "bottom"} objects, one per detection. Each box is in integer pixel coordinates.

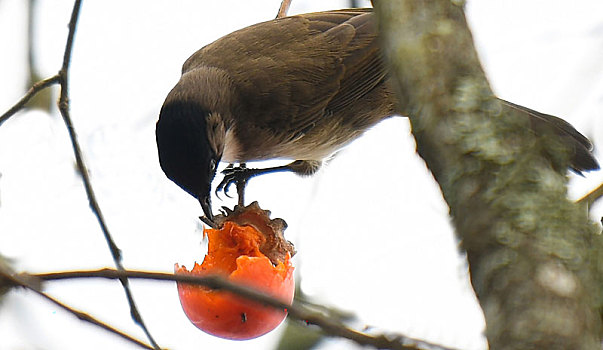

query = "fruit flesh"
[{"left": 176, "top": 221, "right": 295, "bottom": 340}]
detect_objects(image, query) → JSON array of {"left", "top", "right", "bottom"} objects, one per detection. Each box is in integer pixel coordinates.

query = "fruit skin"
[{"left": 176, "top": 221, "right": 295, "bottom": 340}]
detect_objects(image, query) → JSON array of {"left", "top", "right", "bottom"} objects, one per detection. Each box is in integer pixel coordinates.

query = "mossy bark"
[{"left": 373, "top": 1, "right": 602, "bottom": 349}]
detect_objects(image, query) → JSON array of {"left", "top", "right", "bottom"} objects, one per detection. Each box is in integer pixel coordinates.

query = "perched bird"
[{"left": 156, "top": 9, "right": 599, "bottom": 225}]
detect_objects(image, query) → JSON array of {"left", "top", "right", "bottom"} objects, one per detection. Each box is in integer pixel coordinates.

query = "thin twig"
[
  {"left": 36, "top": 292, "right": 156, "bottom": 350},
  {"left": 0, "top": 0, "right": 161, "bottom": 347},
  {"left": 276, "top": 0, "right": 292, "bottom": 19},
  {"left": 3, "top": 272, "right": 155, "bottom": 350},
  {"left": 53, "top": 1, "right": 160, "bottom": 348},
  {"left": 27, "top": 0, "right": 36, "bottom": 75},
  {"left": 33, "top": 268, "right": 456, "bottom": 350},
  {"left": 577, "top": 182, "right": 603, "bottom": 207},
  {"left": 0, "top": 75, "right": 59, "bottom": 126}
]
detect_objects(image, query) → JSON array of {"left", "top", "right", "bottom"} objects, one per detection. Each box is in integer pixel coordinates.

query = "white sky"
[{"left": 0, "top": 1, "right": 601, "bottom": 350}]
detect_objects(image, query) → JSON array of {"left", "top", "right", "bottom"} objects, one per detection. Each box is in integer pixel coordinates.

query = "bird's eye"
[{"left": 209, "top": 159, "right": 216, "bottom": 173}]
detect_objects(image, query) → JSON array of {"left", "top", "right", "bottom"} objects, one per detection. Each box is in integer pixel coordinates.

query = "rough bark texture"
[{"left": 373, "top": 1, "right": 602, "bottom": 349}]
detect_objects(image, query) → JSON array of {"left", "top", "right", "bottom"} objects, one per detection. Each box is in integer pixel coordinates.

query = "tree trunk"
[{"left": 373, "top": 1, "right": 602, "bottom": 349}]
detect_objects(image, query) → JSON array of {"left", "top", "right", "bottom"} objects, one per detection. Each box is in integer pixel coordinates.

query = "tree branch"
[
  {"left": 27, "top": 268, "right": 457, "bottom": 350},
  {"left": 0, "top": 74, "right": 59, "bottom": 126},
  {"left": 3, "top": 271, "right": 155, "bottom": 350},
  {"left": 34, "top": 290, "right": 156, "bottom": 350},
  {"left": 0, "top": 0, "right": 160, "bottom": 348},
  {"left": 373, "top": 1, "right": 601, "bottom": 349},
  {"left": 276, "top": 0, "right": 292, "bottom": 19},
  {"left": 577, "top": 182, "right": 603, "bottom": 207},
  {"left": 54, "top": 1, "right": 160, "bottom": 348}
]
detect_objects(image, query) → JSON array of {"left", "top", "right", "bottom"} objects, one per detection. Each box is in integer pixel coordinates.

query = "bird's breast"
[
  {"left": 223, "top": 122, "right": 361, "bottom": 163},
  {"left": 221, "top": 127, "right": 242, "bottom": 163}
]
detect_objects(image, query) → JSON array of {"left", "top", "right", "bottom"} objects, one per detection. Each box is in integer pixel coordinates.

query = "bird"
[{"left": 156, "top": 9, "right": 599, "bottom": 226}]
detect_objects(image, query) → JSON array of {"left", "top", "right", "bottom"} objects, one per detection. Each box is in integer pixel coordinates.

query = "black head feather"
[{"left": 156, "top": 100, "right": 218, "bottom": 208}]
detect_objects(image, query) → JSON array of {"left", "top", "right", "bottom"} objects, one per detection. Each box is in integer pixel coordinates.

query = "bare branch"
[
  {"left": 4, "top": 272, "right": 156, "bottom": 350},
  {"left": 53, "top": 1, "right": 160, "bottom": 348},
  {"left": 276, "top": 0, "right": 292, "bottom": 19},
  {"left": 0, "top": 75, "right": 59, "bottom": 126},
  {"left": 577, "top": 182, "right": 603, "bottom": 207},
  {"left": 35, "top": 291, "right": 157, "bottom": 350},
  {"left": 0, "top": 0, "right": 160, "bottom": 347},
  {"left": 30, "top": 268, "right": 456, "bottom": 350}
]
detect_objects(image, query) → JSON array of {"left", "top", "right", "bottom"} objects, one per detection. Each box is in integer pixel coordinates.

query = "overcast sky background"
[{"left": 0, "top": 1, "right": 602, "bottom": 349}]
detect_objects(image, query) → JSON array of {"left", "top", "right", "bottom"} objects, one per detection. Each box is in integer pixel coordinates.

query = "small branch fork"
[
  {"left": 1, "top": 268, "right": 456, "bottom": 350},
  {"left": 577, "top": 181, "right": 603, "bottom": 207},
  {"left": 0, "top": 75, "right": 59, "bottom": 126},
  {"left": 0, "top": 0, "right": 159, "bottom": 348}
]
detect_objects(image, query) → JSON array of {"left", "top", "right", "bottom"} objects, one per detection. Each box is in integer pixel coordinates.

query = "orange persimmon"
[{"left": 176, "top": 203, "right": 295, "bottom": 340}]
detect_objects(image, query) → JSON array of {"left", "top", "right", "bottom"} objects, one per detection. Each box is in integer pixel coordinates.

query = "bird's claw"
[
  {"left": 215, "top": 168, "right": 241, "bottom": 197},
  {"left": 215, "top": 165, "right": 251, "bottom": 205},
  {"left": 214, "top": 163, "right": 236, "bottom": 199}
]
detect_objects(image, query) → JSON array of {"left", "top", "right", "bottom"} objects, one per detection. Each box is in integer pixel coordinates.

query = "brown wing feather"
[
  {"left": 324, "top": 13, "right": 386, "bottom": 113},
  {"left": 181, "top": 10, "right": 386, "bottom": 138}
]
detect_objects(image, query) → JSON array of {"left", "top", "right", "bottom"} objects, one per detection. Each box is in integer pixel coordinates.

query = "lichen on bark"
[{"left": 373, "top": 1, "right": 602, "bottom": 348}]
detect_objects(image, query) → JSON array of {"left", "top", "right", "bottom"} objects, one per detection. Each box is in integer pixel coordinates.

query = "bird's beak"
[{"left": 199, "top": 194, "right": 216, "bottom": 228}]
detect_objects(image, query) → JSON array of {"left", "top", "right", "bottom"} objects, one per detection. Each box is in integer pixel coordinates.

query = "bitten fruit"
[{"left": 175, "top": 202, "right": 295, "bottom": 340}]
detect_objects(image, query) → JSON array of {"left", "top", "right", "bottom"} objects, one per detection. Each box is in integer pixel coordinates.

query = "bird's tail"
[{"left": 500, "top": 99, "right": 599, "bottom": 175}]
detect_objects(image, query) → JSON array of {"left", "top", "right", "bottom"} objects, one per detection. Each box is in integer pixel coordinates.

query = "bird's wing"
[
  {"left": 320, "top": 11, "right": 387, "bottom": 114},
  {"left": 182, "top": 9, "right": 386, "bottom": 137}
]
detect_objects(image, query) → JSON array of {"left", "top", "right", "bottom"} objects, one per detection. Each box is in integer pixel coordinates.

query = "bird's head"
[
  {"left": 156, "top": 68, "right": 236, "bottom": 224},
  {"left": 156, "top": 98, "right": 222, "bottom": 224}
]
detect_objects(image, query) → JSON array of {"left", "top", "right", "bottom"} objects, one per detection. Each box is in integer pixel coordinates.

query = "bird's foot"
[
  {"left": 215, "top": 161, "right": 312, "bottom": 206},
  {"left": 215, "top": 164, "right": 254, "bottom": 206}
]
